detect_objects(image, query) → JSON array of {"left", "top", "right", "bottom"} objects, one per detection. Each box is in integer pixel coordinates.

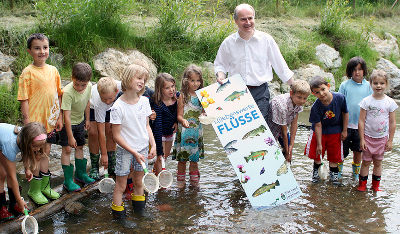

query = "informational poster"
[{"left": 196, "top": 74, "right": 302, "bottom": 207}]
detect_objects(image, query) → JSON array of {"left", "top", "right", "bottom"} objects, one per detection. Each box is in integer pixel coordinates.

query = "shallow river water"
[{"left": 37, "top": 110, "right": 400, "bottom": 233}]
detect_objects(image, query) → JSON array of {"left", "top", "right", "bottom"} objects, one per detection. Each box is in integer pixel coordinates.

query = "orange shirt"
[{"left": 17, "top": 64, "right": 63, "bottom": 133}]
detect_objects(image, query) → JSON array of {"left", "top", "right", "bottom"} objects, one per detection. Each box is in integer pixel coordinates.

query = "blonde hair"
[
  {"left": 120, "top": 64, "right": 149, "bottom": 95},
  {"left": 291, "top": 79, "right": 311, "bottom": 95},
  {"left": 16, "top": 122, "right": 48, "bottom": 172},
  {"left": 370, "top": 69, "right": 388, "bottom": 84},
  {"left": 153, "top": 73, "right": 176, "bottom": 106},
  {"left": 181, "top": 64, "right": 203, "bottom": 104},
  {"left": 97, "top": 77, "right": 118, "bottom": 94}
]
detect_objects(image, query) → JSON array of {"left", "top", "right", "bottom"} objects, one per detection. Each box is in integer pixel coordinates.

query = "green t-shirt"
[{"left": 61, "top": 82, "right": 92, "bottom": 125}]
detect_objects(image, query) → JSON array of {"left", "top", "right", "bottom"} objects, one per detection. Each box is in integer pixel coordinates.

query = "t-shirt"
[
  {"left": 61, "top": 82, "right": 92, "bottom": 125},
  {"left": 110, "top": 96, "right": 152, "bottom": 151},
  {"left": 267, "top": 93, "right": 303, "bottom": 139},
  {"left": 17, "top": 64, "right": 63, "bottom": 133},
  {"left": 338, "top": 78, "right": 372, "bottom": 129},
  {"left": 90, "top": 80, "right": 122, "bottom": 123},
  {"left": 309, "top": 92, "right": 348, "bottom": 135},
  {"left": 359, "top": 95, "right": 398, "bottom": 138},
  {"left": 0, "top": 123, "right": 20, "bottom": 162}
]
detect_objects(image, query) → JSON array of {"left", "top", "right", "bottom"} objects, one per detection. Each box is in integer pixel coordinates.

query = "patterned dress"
[{"left": 172, "top": 95, "right": 204, "bottom": 162}]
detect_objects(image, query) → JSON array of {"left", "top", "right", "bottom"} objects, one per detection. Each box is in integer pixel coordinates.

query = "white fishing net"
[
  {"left": 99, "top": 178, "right": 115, "bottom": 193},
  {"left": 158, "top": 170, "right": 173, "bottom": 188},
  {"left": 143, "top": 173, "right": 159, "bottom": 193}
]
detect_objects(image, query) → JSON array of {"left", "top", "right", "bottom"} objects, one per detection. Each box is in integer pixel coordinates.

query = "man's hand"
[{"left": 216, "top": 72, "right": 226, "bottom": 84}]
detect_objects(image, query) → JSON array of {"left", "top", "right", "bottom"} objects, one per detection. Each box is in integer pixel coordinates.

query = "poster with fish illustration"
[{"left": 196, "top": 74, "right": 302, "bottom": 208}]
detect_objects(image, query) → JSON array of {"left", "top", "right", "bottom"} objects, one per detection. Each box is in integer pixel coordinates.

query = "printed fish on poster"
[
  {"left": 244, "top": 150, "right": 268, "bottom": 163},
  {"left": 252, "top": 180, "right": 280, "bottom": 197},
  {"left": 242, "top": 125, "right": 267, "bottom": 140}
]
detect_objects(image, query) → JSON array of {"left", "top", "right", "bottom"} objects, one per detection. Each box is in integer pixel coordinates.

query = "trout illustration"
[
  {"left": 252, "top": 180, "right": 280, "bottom": 197},
  {"left": 244, "top": 150, "right": 268, "bottom": 163},
  {"left": 276, "top": 161, "right": 289, "bottom": 176},
  {"left": 224, "top": 140, "right": 237, "bottom": 149},
  {"left": 216, "top": 79, "right": 231, "bottom": 93},
  {"left": 224, "top": 89, "right": 247, "bottom": 102},
  {"left": 242, "top": 125, "right": 267, "bottom": 140}
]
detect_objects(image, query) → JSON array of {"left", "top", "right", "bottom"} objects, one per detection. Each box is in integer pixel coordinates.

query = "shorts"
[
  {"left": 362, "top": 135, "right": 387, "bottom": 161},
  {"left": 304, "top": 130, "right": 343, "bottom": 163},
  {"left": 89, "top": 108, "right": 111, "bottom": 123},
  {"left": 59, "top": 121, "right": 86, "bottom": 147},
  {"left": 115, "top": 146, "right": 148, "bottom": 176},
  {"left": 162, "top": 134, "right": 174, "bottom": 142},
  {"left": 343, "top": 128, "right": 362, "bottom": 157},
  {"left": 46, "top": 129, "right": 59, "bottom": 144}
]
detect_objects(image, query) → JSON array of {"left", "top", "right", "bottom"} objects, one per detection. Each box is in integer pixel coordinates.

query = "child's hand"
[
  {"left": 68, "top": 137, "right": 77, "bottom": 148},
  {"left": 385, "top": 140, "right": 393, "bottom": 151},
  {"left": 360, "top": 140, "right": 367, "bottom": 151},
  {"left": 25, "top": 169, "right": 33, "bottom": 181},
  {"left": 172, "top": 123, "right": 178, "bottom": 133},
  {"left": 17, "top": 198, "right": 28, "bottom": 212},
  {"left": 182, "top": 119, "right": 190, "bottom": 128},
  {"left": 341, "top": 130, "right": 347, "bottom": 141},
  {"left": 148, "top": 147, "right": 157, "bottom": 159},
  {"left": 85, "top": 119, "right": 90, "bottom": 131},
  {"left": 316, "top": 144, "right": 322, "bottom": 157},
  {"left": 149, "top": 110, "right": 157, "bottom": 121},
  {"left": 100, "top": 153, "right": 108, "bottom": 168},
  {"left": 135, "top": 153, "right": 146, "bottom": 164}
]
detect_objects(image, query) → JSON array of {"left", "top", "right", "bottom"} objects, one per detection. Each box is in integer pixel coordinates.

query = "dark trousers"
[{"left": 247, "top": 83, "right": 270, "bottom": 122}]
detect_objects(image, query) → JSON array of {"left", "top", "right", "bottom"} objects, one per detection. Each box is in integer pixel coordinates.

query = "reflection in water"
[{"left": 38, "top": 110, "right": 400, "bottom": 232}]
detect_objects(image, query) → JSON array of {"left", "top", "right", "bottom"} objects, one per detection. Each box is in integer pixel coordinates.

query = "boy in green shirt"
[{"left": 60, "top": 62, "right": 94, "bottom": 192}]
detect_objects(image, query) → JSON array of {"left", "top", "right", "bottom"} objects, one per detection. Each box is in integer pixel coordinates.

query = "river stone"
[
  {"left": 65, "top": 201, "right": 84, "bottom": 215},
  {"left": 0, "top": 71, "right": 14, "bottom": 88},
  {"left": 0, "top": 51, "right": 15, "bottom": 71},
  {"left": 369, "top": 33, "right": 400, "bottom": 58},
  {"left": 93, "top": 48, "right": 157, "bottom": 89},
  {"left": 315, "top": 43, "right": 342, "bottom": 70},
  {"left": 292, "top": 64, "right": 335, "bottom": 90},
  {"left": 376, "top": 58, "right": 400, "bottom": 99}
]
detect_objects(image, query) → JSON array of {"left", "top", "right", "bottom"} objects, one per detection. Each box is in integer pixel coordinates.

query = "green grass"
[{"left": 0, "top": 83, "right": 21, "bottom": 124}]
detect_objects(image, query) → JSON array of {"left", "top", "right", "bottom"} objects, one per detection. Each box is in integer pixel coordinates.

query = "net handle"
[
  {"left": 140, "top": 161, "right": 149, "bottom": 174},
  {"left": 104, "top": 168, "right": 109, "bottom": 178},
  {"left": 161, "top": 156, "right": 166, "bottom": 170}
]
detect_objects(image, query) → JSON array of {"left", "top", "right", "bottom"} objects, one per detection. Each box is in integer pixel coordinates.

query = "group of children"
[
  {"left": 0, "top": 33, "right": 207, "bottom": 224},
  {"left": 0, "top": 33, "right": 398, "bottom": 224},
  {"left": 269, "top": 56, "right": 397, "bottom": 191}
]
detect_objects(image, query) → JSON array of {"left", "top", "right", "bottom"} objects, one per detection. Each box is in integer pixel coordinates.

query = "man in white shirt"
[{"left": 214, "top": 3, "right": 294, "bottom": 120}]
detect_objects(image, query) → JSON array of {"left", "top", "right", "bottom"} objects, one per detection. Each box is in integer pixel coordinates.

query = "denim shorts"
[{"left": 115, "top": 146, "right": 148, "bottom": 176}]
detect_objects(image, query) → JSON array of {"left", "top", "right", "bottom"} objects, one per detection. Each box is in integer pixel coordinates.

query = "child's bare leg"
[
  {"left": 74, "top": 146, "right": 84, "bottom": 159},
  {"left": 154, "top": 156, "right": 162, "bottom": 175},
  {"left": 88, "top": 121, "right": 99, "bottom": 154},
  {"left": 112, "top": 175, "right": 128, "bottom": 206},
  {"left": 45, "top": 143, "right": 52, "bottom": 157},
  {"left": 177, "top": 161, "right": 186, "bottom": 188},
  {"left": 353, "top": 151, "right": 362, "bottom": 164},
  {"left": 39, "top": 152, "right": 49, "bottom": 172},
  {"left": 163, "top": 141, "right": 173, "bottom": 158},
  {"left": 189, "top": 162, "right": 200, "bottom": 186},
  {"left": 372, "top": 159, "right": 382, "bottom": 176},
  {"left": 61, "top": 146, "right": 72, "bottom": 166},
  {"left": 0, "top": 162, "right": 6, "bottom": 192},
  {"left": 329, "top": 162, "right": 337, "bottom": 168},
  {"left": 189, "top": 161, "right": 199, "bottom": 172},
  {"left": 132, "top": 171, "right": 145, "bottom": 195},
  {"left": 360, "top": 160, "right": 371, "bottom": 177},
  {"left": 105, "top": 123, "right": 116, "bottom": 151}
]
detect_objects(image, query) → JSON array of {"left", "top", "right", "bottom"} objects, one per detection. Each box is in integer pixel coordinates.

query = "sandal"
[
  {"left": 177, "top": 173, "right": 186, "bottom": 189},
  {"left": 189, "top": 170, "right": 200, "bottom": 186}
]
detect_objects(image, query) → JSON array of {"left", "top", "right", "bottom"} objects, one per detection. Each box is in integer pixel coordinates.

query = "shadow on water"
[{"left": 37, "top": 109, "right": 400, "bottom": 233}]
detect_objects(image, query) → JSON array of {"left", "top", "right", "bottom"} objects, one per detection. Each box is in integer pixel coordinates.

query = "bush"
[
  {"left": 319, "top": 0, "right": 351, "bottom": 37},
  {"left": 0, "top": 83, "right": 21, "bottom": 124}
]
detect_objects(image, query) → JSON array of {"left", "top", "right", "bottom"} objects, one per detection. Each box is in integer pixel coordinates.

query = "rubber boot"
[
  {"left": 111, "top": 202, "right": 136, "bottom": 228},
  {"left": 75, "top": 158, "right": 95, "bottom": 185},
  {"left": 0, "top": 192, "right": 14, "bottom": 221},
  {"left": 132, "top": 195, "right": 151, "bottom": 218},
  {"left": 107, "top": 151, "right": 116, "bottom": 176},
  {"left": 62, "top": 164, "right": 81, "bottom": 192},
  {"left": 357, "top": 178, "right": 368, "bottom": 192},
  {"left": 352, "top": 162, "right": 361, "bottom": 181},
  {"left": 89, "top": 153, "right": 100, "bottom": 180},
  {"left": 371, "top": 176, "right": 382, "bottom": 192},
  {"left": 7, "top": 186, "right": 25, "bottom": 217},
  {"left": 337, "top": 162, "right": 343, "bottom": 179},
  {"left": 40, "top": 171, "right": 60, "bottom": 200},
  {"left": 28, "top": 176, "right": 49, "bottom": 205}
]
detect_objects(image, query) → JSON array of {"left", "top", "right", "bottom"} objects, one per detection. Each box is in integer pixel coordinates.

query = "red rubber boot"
[
  {"left": 371, "top": 179, "right": 383, "bottom": 192},
  {"left": 357, "top": 178, "right": 367, "bottom": 192}
]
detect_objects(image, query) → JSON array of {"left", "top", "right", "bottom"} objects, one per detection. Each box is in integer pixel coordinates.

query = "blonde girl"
[
  {"left": 357, "top": 70, "right": 398, "bottom": 192},
  {"left": 0, "top": 122, "right": 53, "bottom": 220},
  {"left": 172, "top": 64, "right": 204, "bottom": 188},
  {"left": 151, "top": 73, "right": 178, "bottom": 175},
  {"left": 110, "top": 64, "right": 156, "bottom": 225}
]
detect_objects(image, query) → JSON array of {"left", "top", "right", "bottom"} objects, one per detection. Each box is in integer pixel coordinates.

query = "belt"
[{"left": 247, "top": 85, "right": 258, "bottom": 89}]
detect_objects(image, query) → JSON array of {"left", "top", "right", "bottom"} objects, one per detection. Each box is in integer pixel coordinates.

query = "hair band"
[{"left": 34, "top": 134, "right": 47, "bottom": 141}]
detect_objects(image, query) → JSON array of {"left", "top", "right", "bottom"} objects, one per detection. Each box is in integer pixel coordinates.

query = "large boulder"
[
  {"left": 0, "top": 71, "right": 14, "bottom": 88},
  {"left": 93, "top": 48, "right": 157, "bottom": 88},
  {"left": 315, "top": 43, "right": 342, "bottom": 70},
  {"left": 376, "top": 58, "right": 400, "bottom": 99},
  {"left": 0, "top": 52, "right": 15, "bottom": 89},
  {"left": 293, "top": 64, "right": 335, "bottom": 90},
  {"left": 369, "top": 33, "right": 400, "bottom": 58}
]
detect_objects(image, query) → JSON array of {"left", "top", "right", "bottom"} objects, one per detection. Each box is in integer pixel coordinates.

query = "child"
[
  {"left": 172, "top": 64, "right": 204, "bottom": 188},
  {"left": 88, "top": 77, "right": 121, "bottom": 180},
  {"left": 267, "top": 79, "right": 311, "bottom": 162},
  {"left": 17, "top": 33, "right": 61, "bottom": 204},
  {"left": 60, "top": 62, "right": 94, "bottom": 192},
  {"left": 338, "top": 57, "right": 372, "bottom": 180},
  {"left": 357, "top": 70, "right": 397, "bottom": 192},
  {"left": 304, "top": 76, "right": 349, "bottom": 185},
  {"left": 151, "top": 73, "right": 178, "bottom": 175},
  {"left": 0, "top": 122, "right": 47, "bottom": 221},
  {"left": 110, "top": 64, "right": 156, "bottom": 223}
]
